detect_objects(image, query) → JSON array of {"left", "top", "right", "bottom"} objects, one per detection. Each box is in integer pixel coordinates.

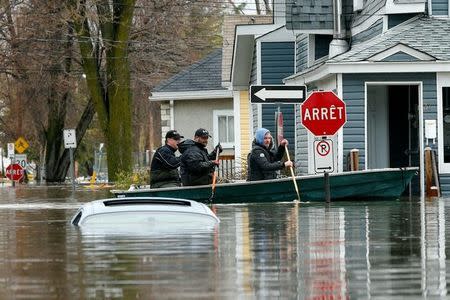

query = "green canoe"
[{"left": 111, "top": 167, "right": 418, "bottom": 204}]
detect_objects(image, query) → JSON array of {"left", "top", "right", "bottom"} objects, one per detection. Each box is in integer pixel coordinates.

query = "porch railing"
[{"left": 218, "top": 154, "right": 236, "bottom": 181}]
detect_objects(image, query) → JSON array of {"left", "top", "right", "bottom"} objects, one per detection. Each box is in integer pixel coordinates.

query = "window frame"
[
  {"left": 213, "top": 110, "right": 235, "bottom": 149},
  {"left": 437, "top": 73, "right": 450, "bottom": 172}
]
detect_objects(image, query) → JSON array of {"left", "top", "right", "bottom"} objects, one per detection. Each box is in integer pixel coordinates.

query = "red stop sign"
[
  {"left": 6, "top": 163, "right": 24, "bottom": 181},
  {"left": 301, "top": 91, "right": 347, "bottom": 136}
]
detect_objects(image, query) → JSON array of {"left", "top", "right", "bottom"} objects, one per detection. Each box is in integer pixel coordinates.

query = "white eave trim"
[
  {"left": 235, "top": 23, "right": 280, "bottom": 36},
  {"left": 285, "top": 61, "right": 450, "bottom": 85},
  {"left": 385, "top": 0, "right": 426, "bottom": 14},
  {"left": 150, "top": 90, "right": 233, "bottom": 101},
  {"left": 256, "top": 25, "right": 296, "bottom": 42}
]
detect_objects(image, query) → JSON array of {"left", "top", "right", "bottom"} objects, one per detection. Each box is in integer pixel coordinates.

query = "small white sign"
[
  {"left": 7, "top": 143, "right": 15, "bottom": 158},
  {"left": 425, "top": 119, "right": 436, "bottom": 140},
  {"left": 14, "top": 154, "right": 27, "bottom": 169},
  {"left": 63, "top": 129, "right": 77, "bottom": 149},
  {"left": 314, "top": 139, "right": 334, "bottom": 173}
]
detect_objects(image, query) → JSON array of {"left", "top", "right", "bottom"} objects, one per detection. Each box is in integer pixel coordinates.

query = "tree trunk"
[
  {"left": 73, "top": 0, "right": 136, "bottom": 182},
  {"left": 45, "top": 99, "right": 96, "bottom": 182}
]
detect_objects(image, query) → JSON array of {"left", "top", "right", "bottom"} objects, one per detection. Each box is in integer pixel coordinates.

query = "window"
[{"left": 213, "top": 110, "right": 234, "bottom": 149}]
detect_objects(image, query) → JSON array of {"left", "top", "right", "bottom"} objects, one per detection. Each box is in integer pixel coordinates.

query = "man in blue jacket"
[{"left": 150, "top": 130, "right": 184, "bottom": 188}]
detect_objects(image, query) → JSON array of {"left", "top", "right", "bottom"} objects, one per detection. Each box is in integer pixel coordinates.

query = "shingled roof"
[
  {"left": 330, "top": 16, "right": 450, "bottom": 63},
  {"left": 152, "top": 49, "right": 226, "bottom": 93}
]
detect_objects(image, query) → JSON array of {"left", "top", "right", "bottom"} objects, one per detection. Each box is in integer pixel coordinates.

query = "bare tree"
[
  {"left": 227, "top": 0, "right": 271, "bottom": 15},
  {"left": 0, "top": 0, "right": 224, "bottom": 182},
  {"left": 0, "top": 1, "right": 95, "bottom": 182}
]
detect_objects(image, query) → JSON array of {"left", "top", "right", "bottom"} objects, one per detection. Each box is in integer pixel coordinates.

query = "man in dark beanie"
[
  {"left": 150, "top": 130, "right": 184, "bottom": 188},
  {"left": 179, "top": 128, "right": 222, "bottom": 186}
]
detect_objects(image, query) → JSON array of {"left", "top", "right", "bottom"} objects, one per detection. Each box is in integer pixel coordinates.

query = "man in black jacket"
[
  {"left": 180, "top": 128, "right": 222, "bottom": 186},
  {"left": 150, "top": 130, "right": 184, "bottom": 188}
]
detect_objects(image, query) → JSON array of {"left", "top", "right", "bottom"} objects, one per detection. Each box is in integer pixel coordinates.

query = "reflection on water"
[{"left": 0, "top": 186, "right": 449, "bottom": 298}]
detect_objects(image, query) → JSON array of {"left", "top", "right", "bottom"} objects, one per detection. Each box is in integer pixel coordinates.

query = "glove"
[{"left": 215, "top": 143, "right": 223, "bottom": 153}]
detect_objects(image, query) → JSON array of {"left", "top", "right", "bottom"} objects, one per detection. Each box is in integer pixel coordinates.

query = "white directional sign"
[
  {"left": 7, "top": 143, "right": 15, "bottom": 158},
  {"left": 314, "top": 139, "right": 334, "bottom": 173},
  {"left": 63, "top": 129, "right": 77, "bottom": 149},
  {"left": 251, "top": 85, "right": 306, "bottom": 103}
]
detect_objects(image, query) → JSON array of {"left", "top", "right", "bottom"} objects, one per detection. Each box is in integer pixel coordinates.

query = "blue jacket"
[{"left": 150, "top": 144, "right": 181, "bottom": 186}]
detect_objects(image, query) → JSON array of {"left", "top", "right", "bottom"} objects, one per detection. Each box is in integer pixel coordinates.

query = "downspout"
[{"left": 329, "top": 0, "right": 349, "bottom": 58}]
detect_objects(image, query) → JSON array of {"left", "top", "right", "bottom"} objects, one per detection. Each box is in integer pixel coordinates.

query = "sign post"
[
  {"left": 7, "top": 143, "right": 15, "bottom": 186},
  {"left": 301, "top": 91, "right": 347, "bottom": 202},
  {"left": 63, "top": 129, "right": 77, "bottom": 189},
  {"left": 0, "top": 147, "right": 3, "bottom": 181}
]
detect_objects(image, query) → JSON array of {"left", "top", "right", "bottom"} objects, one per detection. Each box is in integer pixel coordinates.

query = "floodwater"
[{"left": 0, "top": 185, "right": 448, "bottom": 299}]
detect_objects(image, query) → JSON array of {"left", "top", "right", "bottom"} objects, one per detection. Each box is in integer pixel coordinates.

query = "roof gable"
[{"left": 368, "top": 43, "right": 436, "bottom": 62}]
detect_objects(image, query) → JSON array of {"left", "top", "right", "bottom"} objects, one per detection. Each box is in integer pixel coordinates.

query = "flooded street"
[{"left": 0, "top": 185, "right": 448, "bottom": 299}]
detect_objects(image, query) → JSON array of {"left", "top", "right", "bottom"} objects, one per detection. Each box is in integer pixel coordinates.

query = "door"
[
  {"left": 367, "top": 84, "right": 420, "bottom": 195},
  {"left": 388, "top": 85, "right": 419, "bottom": 169}
]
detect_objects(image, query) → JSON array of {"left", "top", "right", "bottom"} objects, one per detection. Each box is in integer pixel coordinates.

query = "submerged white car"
[{"left": 71, "top": 197, "right": 220, "bottom": 233}]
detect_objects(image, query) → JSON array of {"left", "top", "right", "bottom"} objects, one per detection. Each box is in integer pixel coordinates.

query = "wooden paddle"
[
  {"left": 208, "top": 144, "right": 221, "bottom": 203},
  {"left": 285, "top": 145, "right": 301, "bottom": 201}
]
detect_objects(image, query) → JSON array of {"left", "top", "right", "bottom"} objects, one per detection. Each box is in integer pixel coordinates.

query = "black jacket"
[
  {"left": 150, "top": 144, "right": 181, "bottom": 186},
  {"left": 248, "top": 142, "right": 285, "bottom": 181},
  {"left": 179, "top": 139, "right": 218, "bottom": 186}
]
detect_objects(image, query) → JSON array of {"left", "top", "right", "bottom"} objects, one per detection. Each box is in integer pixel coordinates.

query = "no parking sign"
[{"left": 314, "top": 139, "right": 334, "bottom": 173}]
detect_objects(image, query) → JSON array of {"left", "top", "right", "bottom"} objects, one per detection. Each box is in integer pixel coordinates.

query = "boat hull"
[{"left": 112, "top": 168, "right": 418, "bottom": 204}]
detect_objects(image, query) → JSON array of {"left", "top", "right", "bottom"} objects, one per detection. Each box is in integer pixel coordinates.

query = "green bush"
[{"left": 114, "top": 169, "right": 149, "bottom": 189}]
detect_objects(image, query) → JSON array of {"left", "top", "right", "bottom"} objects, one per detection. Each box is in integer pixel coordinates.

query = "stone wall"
[{"left": 160, "top": 101, "right": 171, "bottom": 144}]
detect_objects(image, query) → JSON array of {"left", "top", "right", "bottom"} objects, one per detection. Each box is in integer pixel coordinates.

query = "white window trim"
[
  {"left": 437, "top": 73, "right": 450, "bottom": 172},
  {"left": 429, "top": 0, "right": 450, "bottom": 17},
  {"left": 213, "top": 109, "right": 235, "bottom": 149}
]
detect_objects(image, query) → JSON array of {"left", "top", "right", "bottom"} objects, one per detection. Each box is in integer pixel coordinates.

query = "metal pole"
[
  {"left": 11, "top": 152, "right": 15, "bottom": 187},
  {"left": 70, "top": 148, "right": 75, "bottom": 189},
  {"left": 0, "top": 148, "right": 3, "bottom": 183},
  {"left": 324, "top": 172, "right": 331, "bottom": 203}
]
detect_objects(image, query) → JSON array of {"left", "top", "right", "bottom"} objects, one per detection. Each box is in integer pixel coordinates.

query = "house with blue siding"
[
  {"left": 230, "top": 12, "right": 298, "bottom": 173},
  {"left": 281, "top": 0, "right": 450, "bottom": 195}
]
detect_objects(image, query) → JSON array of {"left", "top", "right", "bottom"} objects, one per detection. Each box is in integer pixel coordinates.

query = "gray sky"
[{"left": 233, "top": 0, "right": 258, "bottom": 15}]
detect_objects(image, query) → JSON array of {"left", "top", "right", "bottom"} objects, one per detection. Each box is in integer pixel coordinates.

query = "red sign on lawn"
[
  {"left": 6, "top": 163, "right": 24, "bottom": 181},
  {"left": 301, "top": 91, "right": 347, "bottom": 136}
]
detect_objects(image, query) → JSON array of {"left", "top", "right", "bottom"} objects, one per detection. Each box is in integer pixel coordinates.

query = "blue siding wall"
[
  {"left": 382, "top": 52, "right": 420, "bottom": 62},
  {"left": 250, "top": 45, "right": 257, "bottom": 85},
  {"left": 260, "top": 42, "right": 295, "bottom": 150},
  {"left": 432, "top": 0, "right": 449, "bottom": 15},
  {"left": 286, "top": 0, "right": 334, "bottom": 30},
  {"left": 295, "top": 104, "right": 309, "bottom": 174},
  {"left": 250, "top": 44, "right": 258, "bottom": 132},
  {"left": 296, "top": 34, "right": 308, "bottom": 73},
  {"left": 342, "top": 73, "right": 436, "bottom": 171}
]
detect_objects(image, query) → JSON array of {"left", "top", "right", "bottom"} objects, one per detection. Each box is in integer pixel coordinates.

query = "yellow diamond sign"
[{"left": 15, "top": 136, "right": 29, "bottom": 154}]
